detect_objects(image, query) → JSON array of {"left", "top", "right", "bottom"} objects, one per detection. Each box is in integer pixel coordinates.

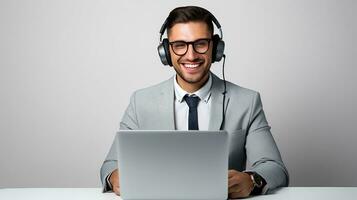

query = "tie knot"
[{"left": 184, "top": 95, "right": 200, "bottom": 109}]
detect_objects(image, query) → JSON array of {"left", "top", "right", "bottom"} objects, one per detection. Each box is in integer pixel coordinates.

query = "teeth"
[{"left": 183, "top": 63, "right": 200, "bottom": 68}]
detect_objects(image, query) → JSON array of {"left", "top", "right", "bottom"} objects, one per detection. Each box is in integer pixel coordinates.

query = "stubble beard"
[{"left": 174, "top": 64, "right": 211, "bottom": 85}]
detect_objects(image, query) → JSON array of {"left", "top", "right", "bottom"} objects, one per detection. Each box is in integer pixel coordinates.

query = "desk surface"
[{"left": 1, "top": 187, "right": 356, "bottom": 200}]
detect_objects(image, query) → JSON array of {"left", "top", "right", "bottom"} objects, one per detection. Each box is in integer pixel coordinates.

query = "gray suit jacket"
[{"left": 100, "top": 72, "right": 289, "bottom": 193}]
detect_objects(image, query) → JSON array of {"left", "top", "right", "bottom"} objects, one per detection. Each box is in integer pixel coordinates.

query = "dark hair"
[{"left": 166, "top": 6, "right": 214, "bottom": 36}]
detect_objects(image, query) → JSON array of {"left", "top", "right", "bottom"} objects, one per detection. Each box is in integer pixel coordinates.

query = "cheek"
[
  {"left": 171, "top": 54, "right": 180, "bottom": 65},
  {"left": 205, "top": 50, "right": 213, "bottom": 63},
  {"left": 168, "top": 49, "right": 178, "bottom": 64}
]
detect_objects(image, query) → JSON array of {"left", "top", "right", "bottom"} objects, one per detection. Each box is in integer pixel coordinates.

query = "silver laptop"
[{"left": 116, "top": 130, "right": 228, "bottom": 200}]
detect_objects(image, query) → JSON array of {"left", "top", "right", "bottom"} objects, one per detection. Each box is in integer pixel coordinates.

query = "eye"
[
  {"left": 172, "top": 42, "right": 186, "bottom": 49},
  {"left": 195, "top": 40, "right": 208, "bottom": 48}
]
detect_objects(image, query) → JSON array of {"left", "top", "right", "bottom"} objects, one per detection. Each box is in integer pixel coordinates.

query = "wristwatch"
[
  {"left": 246, "top": 172, "right": 265, "bottom": 194},
  {"left": 249, "top": 172, "right": 264, "bottom": 188}
]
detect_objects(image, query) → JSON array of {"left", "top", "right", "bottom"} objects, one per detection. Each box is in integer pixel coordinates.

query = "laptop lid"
[{"left": 116, "top": 130, "right": 228, "bottom": 200}]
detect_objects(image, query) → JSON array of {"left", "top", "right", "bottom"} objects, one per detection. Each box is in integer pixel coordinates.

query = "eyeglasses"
[{"left": 169, "top": 38, "right": 211, "bottom": 56}]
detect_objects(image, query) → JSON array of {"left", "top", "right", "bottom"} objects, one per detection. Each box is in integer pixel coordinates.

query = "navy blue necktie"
[{"left": 184, "top": 95, "right": 200, "bottom": 130}]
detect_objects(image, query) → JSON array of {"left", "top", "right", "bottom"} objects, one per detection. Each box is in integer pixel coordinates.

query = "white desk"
[{"left": 0, "top": 187, "right": 356, "bottom": 200}]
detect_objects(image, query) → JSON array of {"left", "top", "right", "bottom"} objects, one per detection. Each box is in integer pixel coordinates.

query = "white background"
[{"left": 0, "top": 0, "right": 356, "bottom": 187}]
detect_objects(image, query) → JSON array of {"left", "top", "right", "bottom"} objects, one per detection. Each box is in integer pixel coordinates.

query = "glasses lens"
[
  {"left": 194, "top": 39, "right": 209, "bottom": 53},
  {"left": 171, "top": 41, "right": 187, "bottom": 55}
]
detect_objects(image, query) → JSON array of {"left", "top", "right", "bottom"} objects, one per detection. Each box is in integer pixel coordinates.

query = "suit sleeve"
[
  {"left": 245, "top": 92, "right": 289, "bottom": 193},
  {"left": 100, "top": 92, "right": 139, "bottom": 192}
]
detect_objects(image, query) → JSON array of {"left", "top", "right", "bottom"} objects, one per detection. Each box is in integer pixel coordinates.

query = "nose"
[{"left": 185, "top": 43, "right": 198, "bottom": 60}]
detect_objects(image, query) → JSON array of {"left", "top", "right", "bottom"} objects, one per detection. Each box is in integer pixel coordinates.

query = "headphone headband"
[{"left": 159, "top": 13, "right": 223, "bottom": 42}]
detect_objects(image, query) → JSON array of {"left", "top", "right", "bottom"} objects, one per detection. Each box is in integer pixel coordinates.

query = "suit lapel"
[
  {"left": 209, "top": 73, "right": 230, "bottom": 130},
  {"left": 158, "top": 76, "right": 176, "bottom": 130}
]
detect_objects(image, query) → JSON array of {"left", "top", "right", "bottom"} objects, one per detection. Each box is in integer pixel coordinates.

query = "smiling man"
[
  {"left": 100, "top": 6, "right": 289, "bottom": 198},
  {"left": 169, "top": 21, "right": 212, "bottom": 93}
]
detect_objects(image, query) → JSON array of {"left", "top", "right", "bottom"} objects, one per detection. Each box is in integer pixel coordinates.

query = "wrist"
[{"left": 246, "top": 172, "right": 266, "bottom": 195}]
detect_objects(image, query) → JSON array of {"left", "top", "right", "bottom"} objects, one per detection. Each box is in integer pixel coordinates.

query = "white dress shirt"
[{"left": 174, "top": 74, "right": 212, "bottom": 130}]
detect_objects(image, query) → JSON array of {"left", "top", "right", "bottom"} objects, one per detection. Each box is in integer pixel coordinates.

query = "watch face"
[{"left": 253, "top": 173, "right": 263, "bottom": 188}]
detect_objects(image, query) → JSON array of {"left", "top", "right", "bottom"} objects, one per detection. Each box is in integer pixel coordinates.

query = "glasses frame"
[{"left": 169, "top": 38, "right": 212, "bottom": 56}]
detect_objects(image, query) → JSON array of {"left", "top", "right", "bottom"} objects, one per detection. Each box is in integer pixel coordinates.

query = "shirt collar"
[{"left": 174, "top": 73, "right": 212, "bottom": 104}]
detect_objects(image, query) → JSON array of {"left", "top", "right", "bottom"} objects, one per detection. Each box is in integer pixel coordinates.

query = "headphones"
[{"left": 157, "top": 13, "right": 225, "bottom": 66}]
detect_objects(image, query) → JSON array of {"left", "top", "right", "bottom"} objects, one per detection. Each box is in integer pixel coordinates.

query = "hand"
[
  {"left": 109, "top": 169, "right": 120, "bottom": 196},
  {"left": 228, "top": 170, "right": 254, "bottom": 199}
]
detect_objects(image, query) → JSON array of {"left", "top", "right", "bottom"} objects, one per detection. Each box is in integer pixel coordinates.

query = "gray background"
[{"left": 0, "top": 0, "right": 356, "bottom": 187}]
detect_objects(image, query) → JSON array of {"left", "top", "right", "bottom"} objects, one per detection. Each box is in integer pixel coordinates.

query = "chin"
[{"left": 182, "top": 73, "right": 207, "bottom": 84}]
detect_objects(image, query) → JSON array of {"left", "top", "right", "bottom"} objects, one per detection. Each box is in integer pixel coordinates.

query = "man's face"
[{"left": 168, "top": 22, "right": 213, "bottom": 90}]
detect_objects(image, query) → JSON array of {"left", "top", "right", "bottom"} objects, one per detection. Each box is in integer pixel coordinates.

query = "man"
[{"left": 100, "top": 6, "right": 289, "bottom": 198}]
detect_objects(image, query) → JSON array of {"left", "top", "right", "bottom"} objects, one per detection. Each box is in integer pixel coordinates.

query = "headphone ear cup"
[
  {"left": 163, "top": 39, "right": 172, "bottom": 66},
  {"left": 157, "top": 38, "right": 172, "bottom": 66},
  {"left": 212, "top": 34, "right": 225, "bottom": 62}
]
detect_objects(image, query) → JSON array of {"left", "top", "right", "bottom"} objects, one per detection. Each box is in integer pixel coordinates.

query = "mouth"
[{"left": 180, "top": 62, "right": 203, "bottom": 74}]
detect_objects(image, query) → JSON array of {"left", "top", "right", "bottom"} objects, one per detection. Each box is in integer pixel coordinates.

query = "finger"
[
  {"left": 228, "top": 184, "right": 241, "bottom": 193},
  {"left": 228, "top": 174, "right": 242, "bottom": 182},
  {"left": 113, "top": 186, "right": 120, "bottom": 196},
  {"left": 228, "top": 178, "right": 239, "bottom": 188},
  {"left": 228, "top": 176, "right": 242, "bottom": 188},
  {"left": 228, "top": 179, "right": 238, "bottom": 188},
  {"left": 229, "top": 192, "right": 242, "bottom": 199},
  {"left": 229, "top": 189, "right": 250, "bottom": 199},
  {"left": 229, "top": 179, "right": 253, "bottom": 194},
  {"left": 228, "top": 170, "right": 237, "bottom": 178}
]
